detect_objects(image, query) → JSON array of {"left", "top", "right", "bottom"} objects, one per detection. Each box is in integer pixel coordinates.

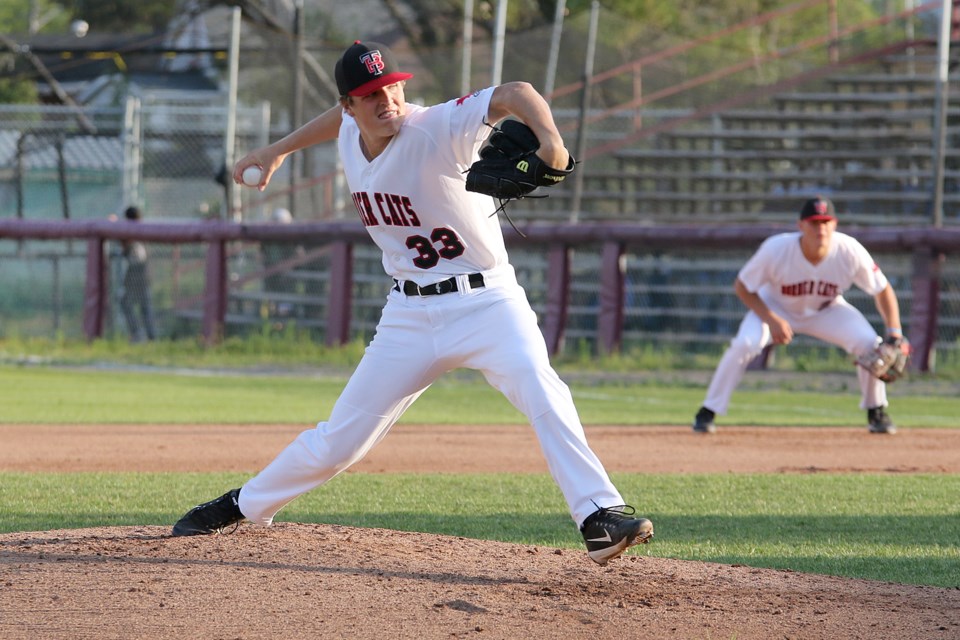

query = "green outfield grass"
[
  {"left": 3, "top": 365, "right": 960, "bottom": 426},
  {"left": 1, "top": 353, "right": 958, "bottom": 589}
]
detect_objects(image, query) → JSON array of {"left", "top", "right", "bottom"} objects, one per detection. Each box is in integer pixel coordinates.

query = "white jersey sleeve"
[
  {"left": 842, "top": 233, "right": 889, "bottom": 296},
  {"left": 338, "top": 87, "right": 507, "bottom": 284},
  {"left": 737, "top": 231, "right": 888, "bottom": 320},
  {"left": 736, "top": 235, "right": 781, "bottom": 295}
]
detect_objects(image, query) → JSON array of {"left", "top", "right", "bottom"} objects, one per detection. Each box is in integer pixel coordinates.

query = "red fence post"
[
  {"left": 326, "top": 240, "right": 353, "bottom": 347},
  {"left": 909, "top": 246, "right": 944, "bottom": 372},
  {"left": 202, "top": 240, "right": 227, "bottom": 345},
  {"left": 82, "top": 237, "right": 106, "bottom": 341},
  {"left": 597, "top": 241, "right": 626, "bottom": 354},
  {"left": 543, "top": 244, "right": 571, "bottom": 355}
]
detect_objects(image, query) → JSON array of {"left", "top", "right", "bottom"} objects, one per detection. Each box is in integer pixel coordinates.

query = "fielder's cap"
[
  {"left": 335, "top": 41, "right": 413, "bottom": 98},
  {"left": 799, "top": 196, "right": 836, "bottom": 221}
]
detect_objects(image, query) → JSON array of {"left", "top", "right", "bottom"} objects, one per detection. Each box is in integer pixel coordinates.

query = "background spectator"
[{"left": 119, "top": 206, "right": 157, "bottom": 342}]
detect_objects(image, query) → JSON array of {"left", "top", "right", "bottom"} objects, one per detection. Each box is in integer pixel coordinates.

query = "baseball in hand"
[{"left": 241, "top": 165, "right": 263, "bottom": 187}]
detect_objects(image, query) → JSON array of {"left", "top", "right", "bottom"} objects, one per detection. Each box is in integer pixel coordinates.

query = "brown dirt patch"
[
  {"left": 3, "top": 423, "right": 959, "bottom": 474},
  {"left": 2, "top": 424, "right": 959, "bottom": 639}
]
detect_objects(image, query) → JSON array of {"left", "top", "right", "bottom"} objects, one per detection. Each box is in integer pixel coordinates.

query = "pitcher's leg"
[
  {"left": 239, "top": 298, "right": 442, "bottom": 524},
  {"left": 238, "top": 394, "right": 423, "bottom": 525},
  {"left": 466, "top": 291, "right": 622, "bottom": 525},
  {"left": 529, "top": 401, "right": 624, "bottom": 525}
]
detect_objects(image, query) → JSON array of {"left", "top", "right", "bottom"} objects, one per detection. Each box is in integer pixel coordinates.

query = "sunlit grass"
[{"left": 0, "top": 472, "right": 956, "bottom": 587}]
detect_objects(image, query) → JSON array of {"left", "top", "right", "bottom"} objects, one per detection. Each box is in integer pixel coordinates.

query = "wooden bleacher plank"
[
  {"left": 662, "top": 128, "right": 939, "bottom": 142},
  {"left": 582, "top": 168, "right": 960, "bottom": 183},
  {"left": 716, "top": 109, "right": 960, "bottom": 133},
  {"left": 773, "top": 91, "right": 940, "bottom": 106}
]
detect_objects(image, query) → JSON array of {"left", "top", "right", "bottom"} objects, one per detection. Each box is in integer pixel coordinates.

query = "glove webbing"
[{"left": 472, "top": 119, "right": 548, "bottom": 238}]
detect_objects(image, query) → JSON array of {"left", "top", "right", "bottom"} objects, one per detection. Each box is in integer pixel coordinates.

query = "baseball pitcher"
[{"left": 172, "top": 40, "right": 652, "bottom": 565}]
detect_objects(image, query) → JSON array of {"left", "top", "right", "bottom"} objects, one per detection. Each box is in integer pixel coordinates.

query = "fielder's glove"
[
  {"left": 465, "top": 120, "right": 575, "bottom": 200},
  {"left": 856, "top": 335, "right": 911, "bottom": 383}
]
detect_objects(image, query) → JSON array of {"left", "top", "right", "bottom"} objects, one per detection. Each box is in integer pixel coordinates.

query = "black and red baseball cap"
[
  {"left": 335, "top": 41, "right": 413, "bottom": 98},
  {"left": 799, "top": 196, "right": 836, "bottom": 221}
]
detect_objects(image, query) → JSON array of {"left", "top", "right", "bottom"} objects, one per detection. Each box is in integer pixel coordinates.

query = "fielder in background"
[
  {"left": 118, "top": 206, "right": 157, "bottom": 343},
  {"left": 692, "top": 196, "right": 908, "bottom": 435},
  {"left": 172, "top": 40, "right": 653, "bottom": 565}
]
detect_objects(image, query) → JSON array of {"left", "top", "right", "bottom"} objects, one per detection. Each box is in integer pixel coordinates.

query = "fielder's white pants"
[
  {"left": 238, "top": 265, "right": 624, "bottom": 528},
  {"left": 703, "top": 295, "right": 886, "bottom": 415}
]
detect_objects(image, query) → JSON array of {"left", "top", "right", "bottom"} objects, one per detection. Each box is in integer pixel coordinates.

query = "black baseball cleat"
[
  {"left": 692, "top": 406, "right": 717, "bottom": 434},
  {"left": 867, "top": 407, "right": 897, "bottom": 434},
  {"left": 580, "top": 504, "right": 654, "bottom": 565},
  {"left": 172, "top": 488, "right": 244, "bottom": 536}
]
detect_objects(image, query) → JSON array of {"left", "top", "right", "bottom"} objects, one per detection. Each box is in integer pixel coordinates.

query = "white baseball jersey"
[
  {"left": 338, "top": 87, "right": 506, "bottom": 285},
  {"left": 738, "top": 231, "right": 889, "bottom": 320}
]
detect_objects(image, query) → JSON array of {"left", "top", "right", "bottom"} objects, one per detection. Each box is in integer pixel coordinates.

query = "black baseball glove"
[
  {"left": 465, "top": 120, "right": 575, "bottom": 199},
  {"left": 856, "top": 335, "right": 911, "bottom": 383}
]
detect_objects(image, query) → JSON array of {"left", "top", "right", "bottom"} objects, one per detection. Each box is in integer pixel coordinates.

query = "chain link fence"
[{"left": 4, "top": 234, "right": 959, "bottom": 370}]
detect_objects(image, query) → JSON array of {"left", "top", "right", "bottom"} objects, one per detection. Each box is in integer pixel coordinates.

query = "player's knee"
[
  {"left": 497, "top": 366, "right": 571, "bottom": 418},
  {"left": 729, "top": 335, "right": 764, "bottom": 360},
  {"left": 851, "top": 335, "right": 881, "bottom": 358}
]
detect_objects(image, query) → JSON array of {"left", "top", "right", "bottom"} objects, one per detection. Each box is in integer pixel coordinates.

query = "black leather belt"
[{"left": 393, "top": 273, "right": 485, "bottom": 296}]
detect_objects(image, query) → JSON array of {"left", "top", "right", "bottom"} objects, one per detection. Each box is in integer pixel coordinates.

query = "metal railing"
[{"left": 1, "top": 218, "right": 958, "bottom": 372}]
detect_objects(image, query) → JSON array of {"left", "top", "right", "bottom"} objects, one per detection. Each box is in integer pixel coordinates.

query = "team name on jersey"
[
  {"left": 781, "top": 280, "right": 840, "bottom": 297},
  {"left": 351, "top": 192, "right": 422, "bottom": 228}
]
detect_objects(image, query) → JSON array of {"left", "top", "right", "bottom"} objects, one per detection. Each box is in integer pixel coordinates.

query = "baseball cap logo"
[
  {"left": 361, "top": 51, "right": 385, "bottom": 76},
  {"left": 814, "top": 200, "right": 828, "bottom": 215},
  {"left": 335, "top": 41, "right": 413, "bottom": 97}
]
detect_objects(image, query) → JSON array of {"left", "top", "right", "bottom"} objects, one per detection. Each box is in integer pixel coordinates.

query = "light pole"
[{"left": 931, "top": 0, "right": 952, "bottom": 228}]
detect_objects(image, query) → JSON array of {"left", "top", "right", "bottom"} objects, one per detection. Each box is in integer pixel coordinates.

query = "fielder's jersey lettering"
[
  {"left": 817, "top": 281, "right": 839, "bottom": 297},
  {"left": 781, "top": 279, "right": 839, "bottom": 297}
]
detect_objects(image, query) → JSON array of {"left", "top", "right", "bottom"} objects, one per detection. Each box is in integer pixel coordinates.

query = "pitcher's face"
[{"left": 343, "top": 81, "right": 407, "bottom": 139}]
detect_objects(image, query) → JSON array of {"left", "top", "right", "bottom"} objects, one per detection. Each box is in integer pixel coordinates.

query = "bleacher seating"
[{"left": 517, "top": 52, "right": 960, "bottom": 226}]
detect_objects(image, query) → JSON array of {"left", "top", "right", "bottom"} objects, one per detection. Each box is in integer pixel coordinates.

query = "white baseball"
[{"left": 241, "top": 165, "right": 262, "bottom": 187}]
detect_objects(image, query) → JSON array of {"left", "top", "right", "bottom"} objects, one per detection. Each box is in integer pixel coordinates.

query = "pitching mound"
[
  {"left": 2, "top": 523, "right": 958, "bottom": 640},
  {"left": 1, "top": 424, "right": 959, "bottom": 638}
]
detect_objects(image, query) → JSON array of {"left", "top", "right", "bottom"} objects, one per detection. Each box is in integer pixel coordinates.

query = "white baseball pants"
[
  {"left": 703, "top": 295, "right": 887, "bottom": 415},
  {"left": 238, "top": 265, "right": 624, "bottom": 528}
]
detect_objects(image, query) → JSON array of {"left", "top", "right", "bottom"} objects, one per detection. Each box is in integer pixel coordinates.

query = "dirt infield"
[{"left": 2, "top": 424, "right": 959, "bottom": 639}]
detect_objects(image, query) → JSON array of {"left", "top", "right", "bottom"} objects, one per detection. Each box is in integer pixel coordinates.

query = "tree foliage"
[
  {"left": 52, "top": 0, "right": 178, "bottom": 33},
  {"left": 0, "top": 0, "right": 71, "bottom": 34},
  {"left": 0, "top": 77, "right": 39, "bottom": 104}
]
